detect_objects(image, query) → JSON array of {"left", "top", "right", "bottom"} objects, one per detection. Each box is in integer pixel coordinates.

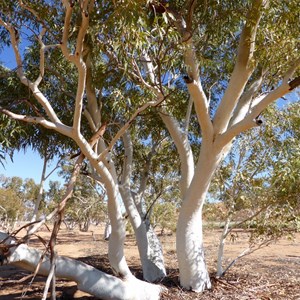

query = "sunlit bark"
[
  {"left": 0, "top": 232, "right": 163, "bottom": 300},
  {"left": 120, "top": 131, "right": 166, "bottom": 282}
]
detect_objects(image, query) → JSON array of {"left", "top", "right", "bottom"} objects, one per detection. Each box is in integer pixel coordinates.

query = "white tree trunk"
[
  {"left": 104, "top": 220, "right": 112, "bottom": 240},
  {"left": 0, "top": 232, "right": 162, "bottom": 300},
  {"left": 106, "top": 184, "right": 131, "bottom": 279},
  {"left": 120, "top": 131, "right": 166, "bottom": 282},
  {"left": 216, "top": 216, "right": 231, "bottom": 277},
  {"left": 176, "top": 142, "right": 223, "bottom": 292},
  {"left": 72, "top": 134, "right": 131, "bottom": 279},
  {"left": 121, "top": 184, "right": 166, "bottom": 282},
  {"left": 159, "top": 111, "right": 194, "bottom": 198}
]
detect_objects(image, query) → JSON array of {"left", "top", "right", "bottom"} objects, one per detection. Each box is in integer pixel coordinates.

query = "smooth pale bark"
[
  {"left": 84, "top": 52, "right": 130, "bottom": 278},
  {"left": 83, "top": 100, "right": 166, "bottom": 281},
  {"left": 120, "top": 131, "right": 166, "bottom": 282},
  {"left": 159, "top": 111, "right": 194, "bottom": 198},
  {"left": 173, "top": 2, "right": 268, "bottom": 291},
  {"left": 84, "top": 47, "right": 161, "bottom": 281},
  {"left": 97, "top": 137, "right": 166, "bottom": 281},
  {"left": 176, "top": 142, "right": 223, "bottom": 292},
  {"left": 104, "top": 220, "right": 112, "bottom": 240},
  {"left": 0, "top": 233, "right": 162, "bottom": 300},
  {"left": 213, "top": 0, "right": 266, "bottom": 135},
  {"left": 216, "top": 216, "right": 231, "bottom": 277},
  {"left": 2, "top": 1, "right": 299, "bottom": 296},
  {"left": 74, "top": 134, "right": 131, "bottom": 279},
  {"left": 120, "top": 185, "right": 166, "bottom": 282}
]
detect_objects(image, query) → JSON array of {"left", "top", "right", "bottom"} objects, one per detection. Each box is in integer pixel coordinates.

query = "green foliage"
[
  {"left": 46, "top": 166, "right": 107, "bottom": 231},
  {"left": 150, "top": 201, "right": 178, "bottom": 234},
  {"left": 1, "top": 0, "right": 298, "bottom": 161},
  {"left": 0, "top": 188, "right": 24, "bottom": 222},
  {"left": 0, "top": 0, "right": 299, "bottom": 244},
  {"left": 211, "top": 102, "right": 300, "bottom": 242},
  {"left": 0, "top": 175, "right": 39, "bottom": 227}
]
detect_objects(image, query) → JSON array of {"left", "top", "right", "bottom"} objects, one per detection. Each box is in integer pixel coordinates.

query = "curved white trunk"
[
  {"left": 120, "top": 131, "right": 166, "bottom": 282},
  {"left": 0, "top": 233, "right": 162, "bottom": 300},
  {"left": 176, "top": 211, "right": 210, "bottom": 292},
  {"left": 159, "top": 111, "right": 194, "bottom": 197},
  {"left": 121, "top": 184, "right": 166, "bottom": 282},
  {"left": 84, "top": 54, "right": 131, "bottom": 278},
  {"left": 74, "top": 135, "right": 131, "bottom": 278},
  {"left": 129, "top": 214, "right": 166, "bottom": 282},
  {"left": 105, "top": 180, "right": 131, "bottom": 278},
  {"left": 104, "top": 220, "right": 112, "bottom": 240},
  {"left": 176, "top": 143, "right": 222, "bottom": 292}
]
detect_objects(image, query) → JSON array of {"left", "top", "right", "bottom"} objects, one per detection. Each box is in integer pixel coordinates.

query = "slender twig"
[
  {"left": 42, "top": 154, "right": 84, "bottom": 299},
  {"left": 221, "top": 238, "right": 275, "bottom": 277}
]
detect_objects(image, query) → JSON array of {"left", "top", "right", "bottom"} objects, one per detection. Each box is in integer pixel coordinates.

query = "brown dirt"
[{"left": 0, "top": 226, "right": 299, "bottom": 300}]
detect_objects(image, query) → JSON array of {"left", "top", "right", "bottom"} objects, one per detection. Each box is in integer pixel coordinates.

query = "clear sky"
[
  {"left": 0, "top": 40, "right": 25, "bottom": 69},
  {"left": 0, "top": 149, "right": 63, "bottom": 189}
]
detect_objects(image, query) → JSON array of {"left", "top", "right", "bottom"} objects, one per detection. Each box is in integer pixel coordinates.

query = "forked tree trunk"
[
  {"left": 176, "top": 142, "right": 223, "bottom": 292},
  {"left": 0, "top": 232, "right": 163, "bottom": 300}
]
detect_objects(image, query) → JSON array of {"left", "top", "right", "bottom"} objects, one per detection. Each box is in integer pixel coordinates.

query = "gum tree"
[
  {"left": 128, "top": 0, "right": 300, "bottom": 291},
  {"left": 0, "top": 0, "right": 299, "bottom": 298}
]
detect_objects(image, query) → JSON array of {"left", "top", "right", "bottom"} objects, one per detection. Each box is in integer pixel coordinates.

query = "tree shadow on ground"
[{"left": 1, "top": 254, "right": 299, "bottom": 300}]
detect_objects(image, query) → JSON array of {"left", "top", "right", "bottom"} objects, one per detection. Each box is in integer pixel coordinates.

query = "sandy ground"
[{"left": 0, "top": 225, "right": 299, "bottom": 299}]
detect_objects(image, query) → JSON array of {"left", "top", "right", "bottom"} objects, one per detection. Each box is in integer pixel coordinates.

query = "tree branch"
[
  {"left": 184, "top": 97, "right": 193, "bottom": 134},
  {"left": 184, "top": 78, "right": 213, "bottom": 140},
  {"left": 71, "top": 7, "right": 90, "bottom": 135},
  {"left": 217, "top": 59, "right": 300, "bottom": 148},
  {"left": 18, "top": 0, "right": 52, "bottom": 36},
  {"left": 85, "top": 52, "right": 101, "bottom": 130},
  {"left": 175, "top": 10, "right": 213, "bottom": 139},
  {"left": 229, "top": 71, "right": 265, "bottom": 127},
  {"left": 213, "top": 0, "right": 268, "bottom": 135},
  {"left": 0, "top": 19, "right": 62, "bottom": 124},
  {"left": 35, "top": 28, "right": 47, "bottom": 86},
  {"left": 60, "top": 0, "right": 73, "bottom": 59},
  {"left": 0, "top": 234, "right": 163, "bottom": 300},
  {"left": 159, "top": 109, "right": 194, "bottom": 197},
  {"left": 0, "top": 108, "right": 73, "bottom": 137},
  {"left": 186, "top": 0, "right": 197, "bottom": 33},
  {"left": 96, "top": 96, "right": 165, "bottom": 163},
  {"left": 289, "top": 76, "right": 300, "bottom": 90}
]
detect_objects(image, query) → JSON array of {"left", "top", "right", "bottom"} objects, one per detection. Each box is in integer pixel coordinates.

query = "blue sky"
[
  {"left": 0, "top": 150, "right": 62, "bottom": 189},
  {"left": 0, "top": 40, "right": 27, "bottom": 69}
]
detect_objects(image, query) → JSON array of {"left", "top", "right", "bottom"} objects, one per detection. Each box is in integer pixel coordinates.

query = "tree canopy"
[{"left": 0, "top": 0, "right": 299, "bottom": 298}]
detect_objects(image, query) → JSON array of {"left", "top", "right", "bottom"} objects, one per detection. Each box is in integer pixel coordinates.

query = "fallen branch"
[{"left": 0, "top": 236, "right": 163, "bottom": 300}]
